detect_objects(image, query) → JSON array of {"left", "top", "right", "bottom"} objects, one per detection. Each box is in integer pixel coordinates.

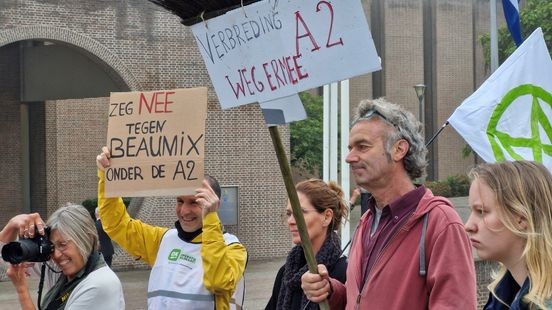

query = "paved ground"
[{"left": 0, "top": 257, "right": 285, "bottom": 310}]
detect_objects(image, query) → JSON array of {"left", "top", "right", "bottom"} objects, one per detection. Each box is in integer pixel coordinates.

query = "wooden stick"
[{"left": 268, "top": 126, "right": 330, "bottom": 310}]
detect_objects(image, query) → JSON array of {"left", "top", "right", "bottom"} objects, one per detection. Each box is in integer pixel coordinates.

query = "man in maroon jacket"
[{"left": 301, "top": 98, "right": 476, "bottom": 309}]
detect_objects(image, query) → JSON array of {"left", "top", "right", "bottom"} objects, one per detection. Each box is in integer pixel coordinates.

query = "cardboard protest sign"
[
  {"left": 105, "top": 87, "right": 207, "bottom": 197},
  {"left": 191, "top": 0, "right": 381, "bottom": 109}
]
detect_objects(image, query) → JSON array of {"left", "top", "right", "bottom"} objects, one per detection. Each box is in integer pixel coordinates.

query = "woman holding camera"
[{"left": 0, "top": 204, "right": 125, "bottom": 309}]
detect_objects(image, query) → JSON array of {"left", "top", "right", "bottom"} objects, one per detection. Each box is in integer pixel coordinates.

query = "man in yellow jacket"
[{"left": 96, "top": 147, "right": 247, "bottom": 310}]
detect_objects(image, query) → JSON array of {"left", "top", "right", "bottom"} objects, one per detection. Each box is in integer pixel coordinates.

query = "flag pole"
[
  {"left": 268, "top": 125, "right": 330, "bottom": 310},
  {"left": 426, "top": 121, "right": 449, "bottom": 147},
  {"left": 490, "top": 0, "right": 499, "bottom": 72}
]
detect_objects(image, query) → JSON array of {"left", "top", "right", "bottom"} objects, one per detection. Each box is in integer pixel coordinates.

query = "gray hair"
[
  {"left": 47, "top": 203, "right": 98, "bottom": 265},
  {"left": 351, "top": 98, "right": 427, "bottom": 179}
]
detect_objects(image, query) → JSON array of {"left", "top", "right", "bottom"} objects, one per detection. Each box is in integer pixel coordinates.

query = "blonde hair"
[
  {"left": 295, "top": 179, "right": 349, "bottom": 233},
  {"left": 47, "top": 203, "right": 99, "bottom": 266},
  {"left": 470, "top": 161, "right": 552, "bottom": 309}
]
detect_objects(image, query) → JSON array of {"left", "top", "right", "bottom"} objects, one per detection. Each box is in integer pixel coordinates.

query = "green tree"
[
  {"left": 481, "top": 0, "right": 552, "bottom": 65},
  {"left": 290, "top": 92, "right": 323, "bottom": 177}
]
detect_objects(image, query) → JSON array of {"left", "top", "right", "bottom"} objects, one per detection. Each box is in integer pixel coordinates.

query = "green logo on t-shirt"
[
  {"left": 167, "top": 249, "right": 197, "bottom": 264},
  {"left": 168, "top": 249, "right": 181, "bottom": 261}
]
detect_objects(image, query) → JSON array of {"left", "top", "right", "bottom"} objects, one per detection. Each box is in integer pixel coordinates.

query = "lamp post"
[{"left": 413, "top": 84, "right": 426, "bottom": 125}]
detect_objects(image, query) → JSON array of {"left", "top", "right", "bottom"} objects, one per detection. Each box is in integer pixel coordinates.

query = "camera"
[{"left": 1, "top": 227, "right": 54, "bottom": 264}]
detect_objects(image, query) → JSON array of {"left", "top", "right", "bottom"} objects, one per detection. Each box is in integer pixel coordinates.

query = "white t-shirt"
[{"left": 64, "top": 266, "right": 125, "bottom": 309}]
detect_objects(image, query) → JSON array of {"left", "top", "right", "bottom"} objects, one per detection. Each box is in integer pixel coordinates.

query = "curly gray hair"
[{"left": 351, "top": 98, "right": 427, "bottom": 179}]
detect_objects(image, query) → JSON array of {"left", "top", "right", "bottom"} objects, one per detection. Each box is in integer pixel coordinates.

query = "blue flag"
[{"left": 502, "top": 0, "right": 523, "bottom": 47}]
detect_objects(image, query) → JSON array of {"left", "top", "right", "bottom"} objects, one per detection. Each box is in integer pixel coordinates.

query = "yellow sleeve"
[
  {"left": 97, "top": 170, "right": 168, "bottom": 266},
  {"left": 201, "top": 212, "right": 247, "bottom": 309}
]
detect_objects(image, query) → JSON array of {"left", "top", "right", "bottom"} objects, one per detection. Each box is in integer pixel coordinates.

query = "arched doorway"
[{"left": 0, "top": 38, "right": 132, "bottom": 223}]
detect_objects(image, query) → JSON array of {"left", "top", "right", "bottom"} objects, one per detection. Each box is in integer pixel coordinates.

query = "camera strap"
[
  {"left": 42, "top": 252, "right": 103, "bottom": 310},
  {"left": 37, "top": 263, "right": 47, "bottom": 310}
]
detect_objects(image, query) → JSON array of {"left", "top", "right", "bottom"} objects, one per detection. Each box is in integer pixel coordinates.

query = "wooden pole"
[{"left": 268, "top": 126, "right": 330, "bottom": 310}]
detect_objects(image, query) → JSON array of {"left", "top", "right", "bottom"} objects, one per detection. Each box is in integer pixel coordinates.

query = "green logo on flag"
[
  {"left": 487, "top": 84, "right": 552, "bottom": 162},
  {"left": 168, "top": 249, "right": 181, "bottom": 261}
]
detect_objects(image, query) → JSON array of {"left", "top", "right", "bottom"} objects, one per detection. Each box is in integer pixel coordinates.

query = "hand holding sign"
[
  {"left": 195, "top": 180, "right": 221, "bottom": 217},
  {"left": 96, "top": 146, "right": 111, "bottom": 170}
]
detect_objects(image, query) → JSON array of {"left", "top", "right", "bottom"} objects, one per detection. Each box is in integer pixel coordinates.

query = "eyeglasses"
[{"left": 358, "top": 109, "right": 399, "bottom": 129}]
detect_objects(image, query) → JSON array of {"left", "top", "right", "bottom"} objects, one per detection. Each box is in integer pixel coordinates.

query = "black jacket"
[
  {"left": 95, "top": 219, "right": 114, "bottom": 257},
  {"left": 265, "top": 256, "right": 347, "bottom": 310}
]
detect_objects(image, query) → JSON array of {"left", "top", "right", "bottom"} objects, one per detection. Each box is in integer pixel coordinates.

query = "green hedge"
[{"left": 425, "top": 174, "right": 470, "bottom": 198}]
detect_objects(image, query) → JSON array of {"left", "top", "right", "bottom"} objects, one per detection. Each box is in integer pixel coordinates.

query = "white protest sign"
[
  {"left": 105, "top": 88, "right": 207, "bottom": 197},
  {"left": 260, "top": 94, "right": 307, "bottom": 125},
  {"left": 191, "top": 0, "right": 381, "bottom": 109}
]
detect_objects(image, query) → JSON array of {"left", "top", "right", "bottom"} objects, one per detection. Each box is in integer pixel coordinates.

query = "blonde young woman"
[{"left": 465, "top": 161, "right": 552, "bottom": 309}]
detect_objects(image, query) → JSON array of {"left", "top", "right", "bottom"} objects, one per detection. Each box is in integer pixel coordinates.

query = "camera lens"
[
  {"left": 1, "top": 236, "right": 53, "bottom": 264},
  {"left": 2, "top": 241, "right": 31, "bottom": 264}
]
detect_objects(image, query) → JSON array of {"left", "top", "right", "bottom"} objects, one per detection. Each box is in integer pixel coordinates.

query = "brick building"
[
  {"left": 1, "top": 0, "right": 498, "bottom": 305},
  {"left": 0, "top": 0, "right": 291, "bottom": 268}
]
